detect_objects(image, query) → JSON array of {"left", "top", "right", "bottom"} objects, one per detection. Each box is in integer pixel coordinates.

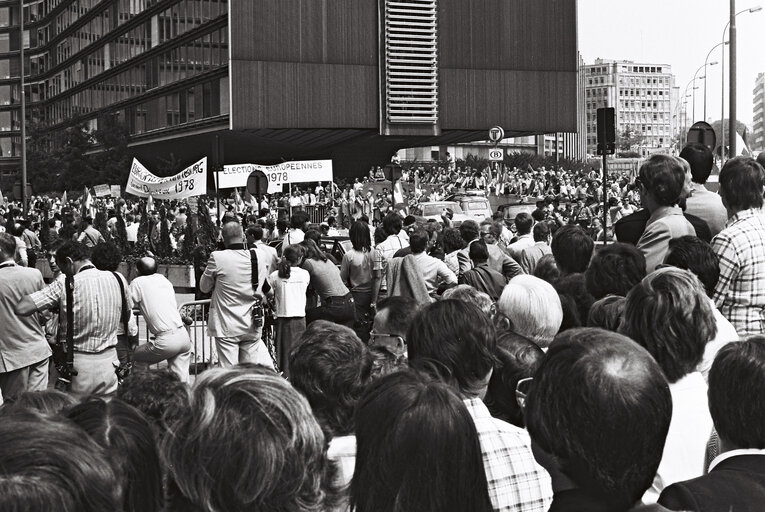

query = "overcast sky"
[{"left": 578, "top": 0, "right": 764, "bottom": 127}]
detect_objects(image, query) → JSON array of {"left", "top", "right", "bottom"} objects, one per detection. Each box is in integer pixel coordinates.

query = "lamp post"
[
  {"left": 19, "top": 0, "right": 26, "bottom": 215},
  {"left": 703, "top": 42, "right": 727, "bottom": 121},
  {"left": 690, "top": 63, "right": 710, "bottom": 124},
  {"left": 721, "top": 4, "right": 762, "bottom": 163}
]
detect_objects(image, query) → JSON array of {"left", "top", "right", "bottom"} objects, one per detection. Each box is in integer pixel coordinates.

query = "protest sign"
[
  {"left": 94, "top": 184, "right": 111, "bottom": 197},
  {"left": 126, "top": 157, "right": 207, "bottom": 199},
  {"left": 219, "top": 160, "right": 333, "bottom": 193},
  {"left": 110, "top": 185, "right": 121, "bottom": 198}
]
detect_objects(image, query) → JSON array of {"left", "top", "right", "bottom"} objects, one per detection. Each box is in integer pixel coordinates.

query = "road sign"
[
  {"left": 488, "top": 148, "right": 504, "bottom": 161},
  {"left": 488, "top": 126, "right": 505, "bottom": 143},
  {"left": 687, "top": 121, "right": 716, "bottom": 150}
]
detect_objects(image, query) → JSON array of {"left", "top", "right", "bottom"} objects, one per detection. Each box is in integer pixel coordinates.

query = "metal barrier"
[{"left": 304, "top": 204, "right": 328, "bottom": 224}]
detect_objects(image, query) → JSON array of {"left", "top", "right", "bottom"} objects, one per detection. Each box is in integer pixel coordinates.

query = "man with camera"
[{"left": 16, "top": 240, "right": 129, "bottom": 395}]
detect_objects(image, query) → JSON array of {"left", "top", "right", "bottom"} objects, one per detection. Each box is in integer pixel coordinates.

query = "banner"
[
  {"left": 219, "top": 160, "right": 333, "bottom": 193},
  {"left": 94, "top": 184, "right": 111, "bottom": 197},
  {"left": 110, "top": 185, "right": 121, "bottom": 198},
  {"left": 126, "top": 157, "right": 207, "bottom": 199}
]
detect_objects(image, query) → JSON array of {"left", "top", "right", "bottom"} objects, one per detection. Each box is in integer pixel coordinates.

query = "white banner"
[
  {"left": 219, "top": 160, "right": 333, "bottom": 193},
  {"left": 93, "top": 184, "right": 111, "bottom": 197},
  {"left": 126, "top": 157, "right": 207, "bottom": 199}
]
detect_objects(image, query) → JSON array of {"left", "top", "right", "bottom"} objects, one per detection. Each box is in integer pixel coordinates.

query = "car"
[
  {"left": 411, "top": 201, "right": 471, "bottom": 226},
  {"left": 495, "top": 202, "right": 538, "bottom": 228},
  {"left": 317, "top": 236, "right": 352, "bottom": 264},
  {"left": 446, "top": 190, "right": 493, "bottom": 222}
]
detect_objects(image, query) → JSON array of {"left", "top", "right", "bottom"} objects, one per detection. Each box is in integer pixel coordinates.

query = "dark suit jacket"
[
  {"left": 614, "top": 208, "right": 712, "bottom": 245},
  {"left": 459, "top": 264, "right": 506, "bottom": 301},
  {"left": 658, "top": 454, "right": 765, "bottom": 512},
  {"left": 549, "top": 489, "right": 672, "bottom": 512}
]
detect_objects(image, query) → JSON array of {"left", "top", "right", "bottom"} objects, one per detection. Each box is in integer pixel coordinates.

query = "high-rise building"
[
  {"left": 583, "top": 59, "right": 676, "bottom": 157},
  {"left": 753, "top": 72, "right": 764, "bottom": 152}
]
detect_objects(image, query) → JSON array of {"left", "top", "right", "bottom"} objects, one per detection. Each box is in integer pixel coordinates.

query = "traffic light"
[{"left": 597, "top": 107, "right": 616, "bottom": 155}]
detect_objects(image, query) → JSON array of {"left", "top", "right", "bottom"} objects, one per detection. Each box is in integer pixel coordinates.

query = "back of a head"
[
  {"left": 485, "top": 332, "right": 544, "bottom": 427},
  {"left": 679, "top": 142, "right": 714, "bottom": 184},
  {"left": 719, "top": 156, "right": 765, "bottom": 212},
  {"left": 0, "top": 389, "right": 77, "bottom": 416},
  {"left": 757, "top": 151, "right": 765, "bottom": 170},
  {"left": 441, "top": 284, "right": 493, "bottom": 315},
  {"left": 352, "top": 370, "right": 493, "bottom": 512},
  {"left": 56, "top": 240, "right": 91, "bottom": 267},
  {"left": 136, "top": 256, "right": 159, "bottom": 277},
  {"left": 66, "top": 398, "right": 163, "bottom": 512},
  {"left": 664, "top": 235, "right": 719, "bottom": 297},
  {"left": 407, "top": 300, "right": 497, "bottom": 397},
  {"left": 638, "top": 154, "right": 687, "bottom": 206},
  {"left": 551, "top": 224, "right": 593, "bottom": 275},
  {"left": 290, "top": 210, "right": 310, "bottom": 229},
  {"left": 533, "top": 253, "right": 560, "bottom": 283},
  {"left": 116, "top": 368, "right": 190, "bottom": 435},
  {"left": 468, "top": 238, "right": 490, "bottom": 263},
  {"left": 459, "top": 220, "right": 480, "bottom": 243},
  {"left": 289, "top": 321, "right": 373, "bottom": 438},
  {"left": 620, "top": 267, "right": 717, "bottom": 383},
  {"left": 161, "top": 367, "right": 334, "bottom": 512},
  {"left": 409, "top": 229, "right": 429, "bottom": 254},
  {"left": 382, "top": 212, "right": 402, "bottom": 235},
  {"left": 246, "top": 224, "right": 264, "bottom": 242},
  {"left": 222, "top": 221, "right": 244, "bottom": 246},
  {"left": 709, "top": 336, "right": 765, "bottom": 450},
  {"left": 498, "top": 275, "right": 563, "bottom": 348},
  {"left": 349, "top": 221, "right": 371, "bottom": 251},
  {"left": 0, "top": 232, "right": 16, "bottom": 260},
  {"left": 514, "top": 212, "right": 533, "bottom": 235},
  {"left": 533, "top": 221, "right": 550, "bottom": 243},
  {"left": 525, "top": 328, "right": 672, "bottom": 510},
  {"left": 585, "top": 243, "right": 646, "bottom": 299},
  {"left": 442, "top": 227, "right": 465, "bottom": 253},
  {"left": 587, "top": 295, "right": 626, "bottom": 332},
  {"left": 304, "top": 228, "right": 322, "bottom": 245},
  {"left": 0, "top": 411, "right": 122, "bottom": 512}
]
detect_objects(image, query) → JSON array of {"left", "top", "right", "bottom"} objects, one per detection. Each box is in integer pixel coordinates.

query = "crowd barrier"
[{"left": 303, "top": 204, "right": 328, "bottom": 224}]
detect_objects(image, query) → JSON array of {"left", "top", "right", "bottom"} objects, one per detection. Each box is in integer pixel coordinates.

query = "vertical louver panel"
[{"left": 384, "top": 0, "right": 438, "bottom": 124}]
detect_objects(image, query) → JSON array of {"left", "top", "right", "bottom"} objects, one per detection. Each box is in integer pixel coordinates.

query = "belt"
[{"left": 324, "top": 293, "right": 354, "bottom": 305}]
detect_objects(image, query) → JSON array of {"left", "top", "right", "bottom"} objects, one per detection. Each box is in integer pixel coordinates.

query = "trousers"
[
  {"left": 215, "top": 332, "right": 274, "bottom": 370},
  {"left": 0, "top": 358, "right": 49, "bottom": 402},
  {"left": 71, "top": 347, "right": 119, "bottom": 396},
  {"left": 134, "top": 327, "right": 193, "bottom": 383}
]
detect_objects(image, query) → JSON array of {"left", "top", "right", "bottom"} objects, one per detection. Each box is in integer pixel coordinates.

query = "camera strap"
[
  {"left": 111, "top": 271, "right": 129, "bottom": 336},
  {"left": 64, "top": 273, "right": 75, "bottom": 374},
  {"left": 250, "top": 248, "right": 260, "bottom": 295}
]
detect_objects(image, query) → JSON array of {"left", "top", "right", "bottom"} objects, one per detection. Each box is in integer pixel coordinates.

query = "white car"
[
  {"left": 411, "top": 201, "right": 472, "bottom": 226},
  {"left": 447, "top": 191, "right": 493, "bottom": 223}
]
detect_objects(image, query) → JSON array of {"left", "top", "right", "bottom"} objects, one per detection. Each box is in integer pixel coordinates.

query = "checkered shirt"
[
  {"left": 374, "top": 234, "right": 408, "bottom": 291},
  {"left": 464, "top": 398, "right": 553, "bottom": 512},
  {"left": 711, "top": 208, "right": 765, "bottom": 336}
]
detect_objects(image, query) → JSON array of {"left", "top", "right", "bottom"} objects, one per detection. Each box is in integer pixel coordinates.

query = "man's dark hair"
[
  {"left": 533, "top": 254, "right": 560, "bottom": 283},
  {"left": 531, "top": 208, "right": 546, "bottom": 222},
  {"left": 409, "top": 229, "right": 429, "bottom": 254},
  {"left": 757, "top": 151, "right": 765, "bottom": 170},
  {"left": 709, "top": 336, "right": 765, "bottom": 449},
  {"left": 532, "top": 221, "right": 550, "bottom": 242},
  {"left": 680, "top": 142, "right": 714, "bottom": 184},
  {"left": 407, "top": 300, "right": 498, "bottom": 396},
  {"left": 245, "top": 225, "right": 264, "bottom": 241},
  {"left": 289, "top": 210, "right": 310, "bottom": 229},
  {"left": 55, "top": 240, "right": 91, "bottom": 267},
  {"left": 376, "top": 296, "right": 421, "bottom": 336},
  {"left": 0, "top": 232, "right": 15, "bottom": 259},
  {"left": 289, "top": 321, "right": 373, "bottom": 439},
  {"left": 584, "top": 243, "right": 646, "bottom": 300},
  {"left": 117, "top": 369, "right": 190, "bottom": 436},
  {"left": 525, "top": 328, "right": 672, "bottom": 510},
  {"left": 468, "top": 239, "right": 489, "bottom": 263},
  {"left": 665, "top": 235, "right": 720, "bottom": 297},
  {"left": 459, "top": 220, "right": 480, "bottom": 243},
  {"left": 91, "top": 242, "right": 122, "bottom": 272},
  {"left": 587, "top": 295, "right": 626, "bottom": 332},
  {"left": 638, "top": 154, "right": 687, "bottom": 206},
  {"left": 551, "top": 224, "right": 594, "bottom": 275},
  {"left": 555, "top": 273, "right": 596, "bottom": 329},
  {"left": 382, "top": 213, "right": 403, "bottom": 236},
  {"left": 719, "top": 156, "right": 765, "bottom": 212},
  {"left": 514, "top": 212, "right": 533, "bottom": 235}
]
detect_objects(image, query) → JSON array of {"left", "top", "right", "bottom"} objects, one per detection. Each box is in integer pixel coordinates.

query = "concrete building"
[
  {"left": 583, "top": 59, "right": 676, "bottom": 157},
  {"left": 754, "top": 72, "right": 764, "bottom": 152}
]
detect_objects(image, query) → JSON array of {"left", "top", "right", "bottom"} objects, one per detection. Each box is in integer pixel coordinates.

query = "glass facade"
[{"left": 0, "top": 0, "right": 229, "bottom": 165}]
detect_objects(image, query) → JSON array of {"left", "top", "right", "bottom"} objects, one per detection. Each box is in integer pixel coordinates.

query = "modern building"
[
  {"left": 2, "top": 0, "right": 579, "bottom": 190},
  {"left": 754, "top": 72, "right": 764, "bottom": 152},
  {"left": 583, "top": 59, "right": 676, "bottom": 157}
]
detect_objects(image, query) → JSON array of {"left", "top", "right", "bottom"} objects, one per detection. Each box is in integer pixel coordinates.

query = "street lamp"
[
  {"left": 691, "top": 63, "right": 712, "bottom": 123},
  {"left": 722, "top": 4, "right": 762, "bottom": 162},
  {"left": 703, "top": 41, "right": 728, "bottom": 122}
]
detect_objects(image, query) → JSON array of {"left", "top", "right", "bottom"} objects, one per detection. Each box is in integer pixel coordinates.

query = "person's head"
[
  {"left": 66, "top": 398, "right": 163, "bottom": 512},
  {"left": 586, "top": 295, "right": 626, "bottom": 332},
  {"left": 679, "top": 142, "right": 714, "bottom": 184},
  {"left": 382, "top": 212, "right": 403, "bottom": 236},
  {"left": 409, "top": 229, "right": 429, "bottom": 254},
  {"left": 533, "top": 221, "right": 551, "bottom": 243},
  {"left": 289, "top": 321, "right": 373, "bottom": 439},
  {"left": 663, "top": 235, "right": 720, "bottom": 297},
  {"left": 441, "top": 284, "right": 494, "bottom": 315},
  {"left": 116, "top": 368, "right": 190, "bottom": 437},
  {"left": 525, "top": 328, "right": 672, "bottom": 510},
  {"left": 637, "top": 154, "right": 687, "bottom": 209},
  {"left": 584, "top": 243, "right": 646, "bottom": 300},
  {"left": 719, "top": 156, "right": 765, "bottom": 214},
  {"left": 55, "top": 240, "right": 92, "bottom": 276},
  {"left": 479, "top": 221, "right": 496, "bottom": 244},
  {"left": 498, "top": 275, "right": 563, "bottom": 348},
  {"left": 351, "top": 370, "right": 493, "bottom": 512},
  {"left": 459, "top": 220, "right": 480, "bottom": 243},
  {"left": 222, "top": 221, "right": 244, "bottom": 248},
  {"left": 442, "top": 227, "right": 465, "bottom": 253},
  {"left": 468, "top": 238, "right": 490, "bottom": 264},
  {"left": 620, "top": 267, "right": 717, "bottom": 383},
  {"left": 289, "top": 210, "right": 310, "bottom": 230},
  {"left": 299, "top": 237, "right": 328, "bottom": 263},
  {"left": 0, "top": 411, "right": 122, "bottom": 512},
  {"left": 349, "top": 220, "right": 371, "bottom": 252},
  {"left": 245, "top": 224, "right": 264, "bottom": 245},
  {"left": 514, "top": 212, "right": 533, "bottom": 236},
  {"left": 371, "top": 296, "right": 420, "bottom": 355},
  {"left": 278, "top": 244, "right": 304, "bottom": 279},
  {"left": 161, "top": 367, "right": 336, "bottom": 512},
  {"left": 484, "top": 332, "right": 544, "bottom": 428},
  {"left": 0, "top": 389, "right": 77, "bottom": 415},
  {"left": 551, "top": 224, "right": 594, "bottom": 275},
  {"left": 757, "top": 151, "right": 765, "bottom": 170},
  {"left": 533, "top": 253, "right": 560, "bottom": 283},
  {"left": 709, "top": 336, "right": 765, "bottom": 450},
  {"left": 0, "top": 232, "right": 15, "bottom": 262},
  {"left": 407, "top": 300, "right": 497, "bottom": 398}
]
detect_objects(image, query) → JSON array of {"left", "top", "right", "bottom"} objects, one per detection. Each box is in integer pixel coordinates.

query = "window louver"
[{"left": 384, "top": 0, "right": 439, "bottom": 124}]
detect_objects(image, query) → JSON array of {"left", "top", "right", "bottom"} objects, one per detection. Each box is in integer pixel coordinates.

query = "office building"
[{"left": 754, "top": 72, "right": 764, "bottom": 152}]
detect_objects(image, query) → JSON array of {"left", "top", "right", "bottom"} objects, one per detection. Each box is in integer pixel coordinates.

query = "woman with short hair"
[
  {"left": 301, "top": 238, "right": 355, "bottom": 328},
  {"left": 340, "top": 221, "right": 382, "bottom": 340}
]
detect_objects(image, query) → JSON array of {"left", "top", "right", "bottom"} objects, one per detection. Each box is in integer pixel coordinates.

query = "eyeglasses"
[
  {"left": 515, "top": 377, "right": 533, "bottom": 410},
  {"left": 369, "top": 332, "right": 405, "bottom": 352}
]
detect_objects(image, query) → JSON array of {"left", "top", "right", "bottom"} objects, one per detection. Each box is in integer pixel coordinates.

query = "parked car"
[
  {"left": 495, "top": 202, "right": 537, "bottom": 229},
  {"left": 411, "top": 201, "right": 471, "bottom": 226},
  {"left": 446, "top": 190, "right": 493, "bottom": 222}
]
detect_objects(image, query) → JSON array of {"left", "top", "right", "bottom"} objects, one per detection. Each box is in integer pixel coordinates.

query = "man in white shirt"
[
  {"left": 407, "top": 229, "right": 456, "bottom": 296},
  {"left": 129, "top": 257, "right": 192, "bottom": 382},
  {"left": 374, "top": 213, "right": 409, "bottom": 296},
  {"left": 284, "top": 210, "right": 309, "bottom": 247},
  {"left": 125, "top": 213, "right": 139, "bottom": 245},
  {"left": 246, "top": 224, "right": 278, "bottom": 280}
]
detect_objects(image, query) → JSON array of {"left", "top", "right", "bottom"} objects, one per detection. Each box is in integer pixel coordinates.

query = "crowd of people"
[{"left": 0, "top": 149, "right": 764, "bottom": 511}]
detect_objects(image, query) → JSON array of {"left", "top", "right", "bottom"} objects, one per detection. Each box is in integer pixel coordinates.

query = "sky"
[{"left": 578, "top": 0, "right": 765, "bottom": 127}]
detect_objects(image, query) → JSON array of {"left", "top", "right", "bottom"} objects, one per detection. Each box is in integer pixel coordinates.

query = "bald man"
[
  {"left": 200, "top": 222, "right": 274, "bottom": 368},
  {"left": 129, "top": 257, "right": 192, "bottom": 382}
]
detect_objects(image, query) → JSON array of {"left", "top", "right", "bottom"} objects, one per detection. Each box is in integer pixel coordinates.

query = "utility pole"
[
  {"left": 729, "top": 0, "right": 737, "bottom": 156},
  {"left": 19, "top": 0, "right": 27, "bottom": 215}
]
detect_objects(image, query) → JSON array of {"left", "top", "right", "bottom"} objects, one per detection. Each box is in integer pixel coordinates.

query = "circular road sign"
[
  {"left": 489, "top": 126, "right": 505, "bottom": 143},
  {"left": 489, "top": 148, "right": 504, "bottom": 161}
]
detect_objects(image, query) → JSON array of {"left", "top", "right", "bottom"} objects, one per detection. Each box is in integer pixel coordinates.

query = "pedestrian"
[{"left": 300, "top": 238, "right": 355, "bottom": 327}]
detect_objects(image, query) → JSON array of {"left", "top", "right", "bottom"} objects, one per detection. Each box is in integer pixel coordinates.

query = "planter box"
[{"left": 36, "top": 260, "right": 195, "bottom": 290}]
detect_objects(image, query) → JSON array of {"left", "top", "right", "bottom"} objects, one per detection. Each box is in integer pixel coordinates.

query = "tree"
[
  {"left": 709, "top": 119, "right": 749, "bottom": 155},
  {"left": 92, "top": 116, "right": 132, "bottom": 186},
  {"left": 618, "top": 127, "right": 644, "bottom": 152}
]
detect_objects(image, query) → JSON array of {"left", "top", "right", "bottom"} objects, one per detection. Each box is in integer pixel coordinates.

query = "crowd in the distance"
[{"left": 0, "top": 150, "right": 765, "bottom": 512}]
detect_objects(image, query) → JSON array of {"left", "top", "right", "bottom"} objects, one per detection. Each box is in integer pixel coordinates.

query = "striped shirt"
[{"left": 30, "top": 266, "right": 130, "bottom": 353}]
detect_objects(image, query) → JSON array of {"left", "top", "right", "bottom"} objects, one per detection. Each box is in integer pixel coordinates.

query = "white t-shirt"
[
  {"left": 129, "top": 273, "right": 183, "bottom": 334},
  {"left": 125, "top": 223, "right": 139, "bottom": 243},
  {"left": 267, "top": 267, "right": 310, "bottom": 318}
]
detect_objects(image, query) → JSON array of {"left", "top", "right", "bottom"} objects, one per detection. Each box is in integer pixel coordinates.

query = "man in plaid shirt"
[
  {"left": 711, "top": 157, "right": 765, "bottom": 336},
  {"left": 407, "top": 300, "right": 552, "bottom": 512}
]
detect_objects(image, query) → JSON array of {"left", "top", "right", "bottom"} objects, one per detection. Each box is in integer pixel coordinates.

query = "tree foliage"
[{"left": 618, "top": 127, "right": 644, "bottom": 151}]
